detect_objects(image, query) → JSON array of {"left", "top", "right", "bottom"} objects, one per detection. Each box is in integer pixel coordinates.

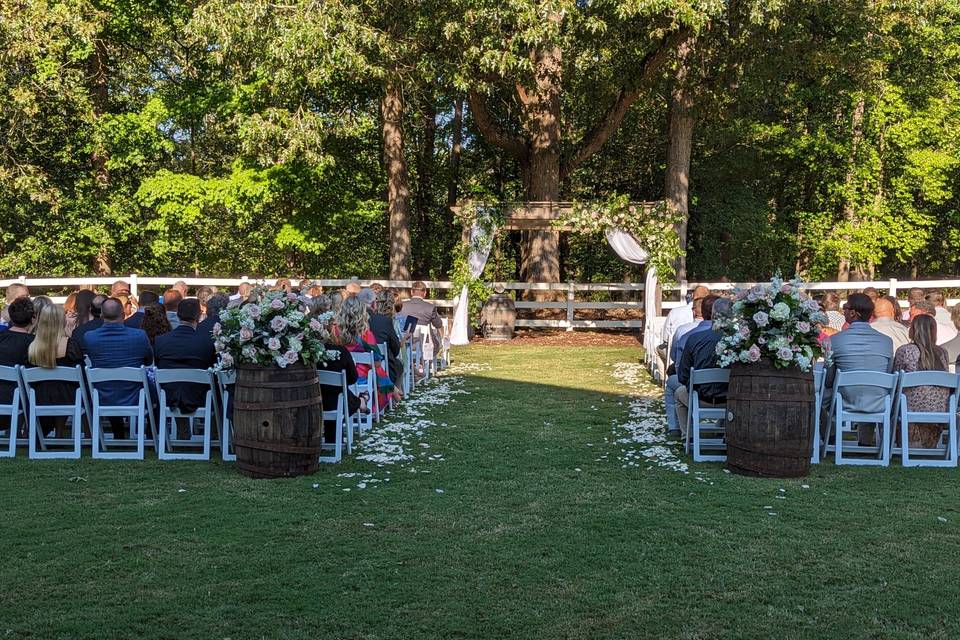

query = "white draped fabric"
[
  {"left": 604, "top": 229, "right": 660, "bottom": 370},
  {"left": 450, "top": 221, "right": 495, "bottom": 345}
]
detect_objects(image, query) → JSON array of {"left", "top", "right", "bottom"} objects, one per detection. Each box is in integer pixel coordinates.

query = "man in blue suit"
[
  {"left": 154, "top": 298, "right": 216, "bottom": 415},
  {"left": 823, "top": 293, "right": 894, "bottom": 445},
  {"left": 84, "top": 298, "right": 153, "bottom": 438}
]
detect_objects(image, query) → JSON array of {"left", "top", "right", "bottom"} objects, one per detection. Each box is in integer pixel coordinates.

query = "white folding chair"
[
  {"left": 348, "top": 351, "right": 377, "bottom": 432},
  {"left": 376, "top": 341, "right": 396, "bottom": 413},
  {"left": 811, "top": 364, "right": 826, "bottom": 464},
  {"left": 20, "top": 365, "right": 89, "bottom": 460},
  {"left": 0, "top": 365, "right": 27, "bottom": 457},
  {"left": 826, "top": 370, "right": 898, "bottom": 466},
  {"left": 154, "top": 368, "right": 215, "bottom": 460},
  {"left": 317, "top": 369, "right": 348, "bottom": 462},
  {"left": 439, "top": 317, "right": 451, "bottom": 369},
  {"left": 215, "top": 369, "right": 237, "bottom": 462},
  {"left": 85, "top": 366, "right": 152, "bottom": 459},
  {"left": 893, "top": 371, "right": 958, "bottom": 468},
  {"left": 685, "top": 368, "right": 730, "bottom": 462},
  {"left": 415, "top": 325, "right": 437, "bottom": 381}
]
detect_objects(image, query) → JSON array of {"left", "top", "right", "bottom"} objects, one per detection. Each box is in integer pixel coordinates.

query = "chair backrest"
[
  {"left": 217, "top": 369, "right": 236, "bottom": 388},
  {"left": 0, "top": 365, "right": 20, "bottom": 385},
  {"left": 317, "top": 369, "right": 345, "bottom": 388},
  {"left": 898, "top": 370, "right": 960, "bottom": 391},
  {"left": 20, "top": 365, "right": 83, "bottom": 385},
  {"left": 834, "top": 370, "right": 899, "bottom": 390},
  {"left": 349, "top": 351, "right": 375, "bottom": 367},
  {"left": 690, "top": 368, "right": 730, "bottom": 386},
  {"left": 154, "top": 368, "right": 215, "bottom": 385},
  {"left": 85, "top": 366, "right": 147, "bottom": 385},
  {"left": 813, "top": 367, "right": 825, "bottom": 393}
]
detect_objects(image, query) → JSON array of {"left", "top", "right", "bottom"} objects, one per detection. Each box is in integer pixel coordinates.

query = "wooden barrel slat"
[
  {"left": 481, "top": 294, "right": 517, "bottom": 340},
  {"left": 233, "top": 362, "right": 322, "bottom": 479},
  {"left": 725, "top": 359, "right": 814, "bottom": 478}
]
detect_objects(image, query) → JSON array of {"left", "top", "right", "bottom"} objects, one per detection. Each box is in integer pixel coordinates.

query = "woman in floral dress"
[
  {"left": 893, "top": 314, "right": 950, "bottom": 448},
  {"left": 333, "top": 296, "right": 395, "bottom": 413}
]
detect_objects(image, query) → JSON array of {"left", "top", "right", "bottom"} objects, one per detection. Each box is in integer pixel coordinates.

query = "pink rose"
[
  {"left": 781, "top": 283, "right": 792, "bottom": 294},
  {"left": 270, "top": 298, "right": 284, "bottom": 310},
  {"left": 747, "top": 345, "right": 762, "bottom": 362},
  {"left": 270, "top": 316, "right": 287, "bottom": 331},
  {"left": 267, "top": 337, "right": 281, "bottom": 351},
  {"left": 248, "top": 305, "right": 260, "bottom": 318},
  {"left": 284, "top": 350, "right": 299, "bottom": 364},
  {"left": 287, "top": 292, "right": 298, "bottom": 301},
  {"left": 239, "top": 327, "right": 253, "bottom": 342},
  {"left": 308, "top": 319, "right": 322, "bottom": 331},
  {"left": 219, "top": 353, "right": 234, "bottom": 368}
]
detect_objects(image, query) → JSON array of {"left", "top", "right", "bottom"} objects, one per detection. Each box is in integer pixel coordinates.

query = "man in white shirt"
[
  {"left": 927, "top": 291, "right": 957, "bottom": 345},
  {"left": 870, "top": 297, "right": 910, "bottom": 352}
]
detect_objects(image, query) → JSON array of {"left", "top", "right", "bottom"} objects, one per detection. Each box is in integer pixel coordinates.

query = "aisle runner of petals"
[
  {"left": 336, "top": 362, "right": 490, "bottom": 490},
  {"left": 609, "top": 362, "right": 690, "bottom": 475}
]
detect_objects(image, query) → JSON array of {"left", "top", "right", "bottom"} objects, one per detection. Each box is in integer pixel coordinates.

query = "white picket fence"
[{"left": 2, "top": 273, "right": 959, "bottom": 331}]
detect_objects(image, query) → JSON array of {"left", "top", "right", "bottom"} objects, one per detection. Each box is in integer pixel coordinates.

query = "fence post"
[
  {"left": 679, "top": 279, "right": 688, "bottom": 302},
  {"left": 130, "top": 273, "right": 138, "bottom": 298},
  {"left": 566, "top": 282, "right": 575, "bottom": 332},
  {"left": 888, "top": 277, "right": 898, "bottom": 299},
  {"left": 18, "top": 275, "right": 26, "bottom": 285}
]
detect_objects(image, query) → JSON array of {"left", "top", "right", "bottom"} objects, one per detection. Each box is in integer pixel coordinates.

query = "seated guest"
[
  {"left": 125, "top": 291, "right": 159, "bottom": 329},
  {"left": 661, "top": 285, "right": 709, "bottom": 346},
  {"left": 870, "top": 297, "right": 910, "bottom": 351},
  {"left": 941, "top": 304, "right": 960, "bottom": 363},
  {"left": 30, "top": 296, "right": 55, "bottom": 330},
  {"left": 674, "top": 297, "right": 731, "bottom": 435},
  {"left": 195, "top": 286, "right": 215, "bottom": 318},
  {"left": 162, "top": 289, "right": 182, "bottom": 329},
  {"left": 894, "top": 314, "right": 950, "bottom": 449},
  {"left": 0, "top": 298, "right": 35, "bottom": 409},
  {"left": 141, "top": 303, "right": 172, "bottom": 346},
  {"left": 905, "top": 287, "right": 926, "bottom": 322},
  {"left": 28, "top": 304, "right": 82, "bottom": 437},
  {"left": 154, "top": 299, "right": 217, "bottom": 414},
  {"left": 82, "top": 298, "right": 153, "bottom": 439},
  {"left": 824, "top": 293, "right": 894, "bottom": 445},
  {"left": 670, "top": 296, "right": 709, "bottom": 366},
  {"left": 862, "top": 287, "right": 879, "bottom": 302},
  {"left": 910, "top": 299, "right": 936, "bottom": 323},
  {"left": 69, "top": 294, "right": 106, "bottom": 355},
  {"left": 62, "top": 292, "right": 80, "bottom": 336},
  {"left": 882, "top": 295, "right": 908, "bottom": 326},
  {"left": 344, "top": 282, "right": 361, "bottom": 297},
  {"left": 65, "top": 290, "right": 95, "bottom": 338},
  {"left": 925, "top": 291, "right": 957, "bottom": 345},
  {"left": 821, "top": 293, "right": 847, "bottom": 335},
  {"left": 400, "top": 281, "right": 443, "bottom": 341},
  {"left": 334, "top": 296, "right": 394, "bottom": 414},
  {"left": 664, "top": 295, "right": 717, "bottom": 437},
  {"left": 1, "top": 283, "right": 30, "bottom": 329},
  {"left": 110, "top": 280, "right": 130, "bottom": 297},
  {"left": 360, "top": 288, "right": 402, "bottom": 387},
  {"left": 197, "top": 293, "right": 229, "bottom": 340},
  {"left": 231, "top": 282, "right": 253, "bottom": 304},
  {"left": 172, "top": 280, "right": 189, "bottom": 298}
]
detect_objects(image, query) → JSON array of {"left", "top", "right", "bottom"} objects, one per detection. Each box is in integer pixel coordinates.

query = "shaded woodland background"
[{"left": 2, "top": 0, "right": 959, "bottom": 284}]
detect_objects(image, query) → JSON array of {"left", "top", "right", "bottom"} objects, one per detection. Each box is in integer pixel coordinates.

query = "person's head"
[
  {"left": 909, "top": 314, "right": 946, "bottom": 371},
  {"left": 273, "top": 278, "right": 292, "bottom": 293},
  {"left": 28, "top": 304, "right": 66, "bottom": 368},
  {"left": 110, "top": 280, "right": 130, "bottom": 297},
  {"left": 376, "top": 290, "right": 397, "bottom": 317},
  {"left": 100, "top": 298, "right": 124, "bottom": 323},
  {"left": 908, "top": 287, "right": 926, "bottom": 306},
  {"left": 370, "top": 282, "right": 384, "bottom": 294},
  {"left": 115, "top": 294, "right": 134, "bottom": 318},
  {"left": 843, "top": 293, "right": 873, "bottom": 323},
  {"left": 926, "top": 290, "right": 946, "bottom": 308},
  {"left": 307, "top": 284, "right": 323, "bottom": 298},
  {"left": 205, "top": 293, "right": 230, "bottom": 319},
  {"left": 357, "top": 287, "right": 377, "bottom": 309},
  {"left": 90, "top": 294, "right": 106, "bottom": 319},
  {"left": 334, "top": 295, "right": 369, "bottom": 345},
  {"left": 163, "top": 289, "right": 182, "bottom": 312},
  {"left": 700, "top": 295, "right": 719, "bottom": 321},
  {"left": 139, "top": 290, "right": 159, "bottom": 307},
  {"left": 711, "top": 298, "right": 732, "bottom": 326},
  {"left": 63, "top": 292, "right": 78, "bottom": 315},
  {"left": 5, "top": 283, "right": 29, "bottom": 303},
  {"left": 173, "top": 280, "right": 189, "bottom": 297},
  {"left": 344, "top": 282, "right": 361, "bottom": 297},
  {"left": 882, "top": 295, "right": 902, "bottom": 320},
  {"left": 7, "top": 297, "right": 34, "bottom": 329},
  {"left": 910, "top": 300, "right": 936, "bottom": 321},
  {"left": 410, "top": 281, "right": 427, "bottom": 298},
  {"left": 237, "top": 282, "right": 253, "bottom": 299},
  {"left": 177, "top": 298, "right": 202, "bottom": 325},
  {"left": 31, "top": 295, "right": 54, "bottom": 323},
  {"left": 141, "top": 303, "right": 171, "bottom": 344},
  {"left": 691, "top": 285, "right": 710, "bottom": 301},
  {"left": 196, "top": 286, "right": 215, "bottom": 309},
  {"left": 73, "top": 289, "right": 96, "bottom": 324},
  {"left": 692, "top": 297, "right": 704, "bottom": 320},
  {"left": 862, "top": 287, "right": 879, "bottom": 301},
  {"left": 329, "top": 291, "right": 343, "bottom": 311},
  {"left": 872, "top": 297, "right": 896, "bottom": 320},
  {"left": 307, "top": 294, "right": 332, "bottom": 315},
  {"left": 821, "top": 292, "right": 841, "bottom": 312}
]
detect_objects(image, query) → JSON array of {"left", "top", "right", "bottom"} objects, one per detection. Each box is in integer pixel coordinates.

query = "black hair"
[{"left": 8, "top": 297, "right": 34, "bottom": 327}]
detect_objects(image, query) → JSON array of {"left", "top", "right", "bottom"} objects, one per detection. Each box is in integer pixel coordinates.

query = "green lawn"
[{"left": 3, "top": 343, "right": 960, "bottom": 639}]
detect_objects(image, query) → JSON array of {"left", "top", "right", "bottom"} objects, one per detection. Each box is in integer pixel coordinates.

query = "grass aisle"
[{"left": 3, "top": 344, "right": 960, "bottom": 639}]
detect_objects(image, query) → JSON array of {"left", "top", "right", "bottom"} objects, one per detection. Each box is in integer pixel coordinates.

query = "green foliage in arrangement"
[{"left": 1, "top": 0, "right": 959, "bottom": 282}]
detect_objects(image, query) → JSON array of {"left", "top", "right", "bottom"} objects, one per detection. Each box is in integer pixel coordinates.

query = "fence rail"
[{"left": 3, "top": 274, "right": 960, "bottom": 331}]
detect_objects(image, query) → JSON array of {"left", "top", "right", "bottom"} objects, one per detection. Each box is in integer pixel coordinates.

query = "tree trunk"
[
  {"left": 382, "top": 79, "right": 412, "bottom": 280},
  {"left": 445, "top": 97, "right": 464, "bottom": 275},
  {"left": 414, "top": 91, "right": 437, "bottom": 275},
  {"left": 87, "top": 37, "right": 112, "bottom": 276},
  {"left": 837, "top": 95, "right": 866, "bottom": 282},
  {"left": 664, "top": 38, "right": 695, "bottom": 283}
]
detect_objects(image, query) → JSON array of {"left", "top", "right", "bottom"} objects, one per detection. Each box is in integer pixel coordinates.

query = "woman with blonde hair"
[
  {"left": 334, "top": 296, "right": 394, "bottom": 413},
  {"left": 28, "top": 304, "right": 82, "bottom": 436}
]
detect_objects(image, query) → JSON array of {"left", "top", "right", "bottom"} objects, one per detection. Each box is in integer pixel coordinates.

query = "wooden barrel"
[
  {"left": 481, "top": 294, "right": 516, "bottom": 340},
  {"left": 725, "top": 359, "right": 814, "bottom": 478},
  {"left": 232, "top": 362, "right": 322, "bottom": 479}
]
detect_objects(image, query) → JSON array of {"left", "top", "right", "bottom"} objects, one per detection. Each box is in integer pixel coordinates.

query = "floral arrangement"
[
  {"left": 212, "top": 287, "right": 337, "bottom": 369},
  {"left": 714, "top": 275, "right": 828, "bottom": 371}
]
